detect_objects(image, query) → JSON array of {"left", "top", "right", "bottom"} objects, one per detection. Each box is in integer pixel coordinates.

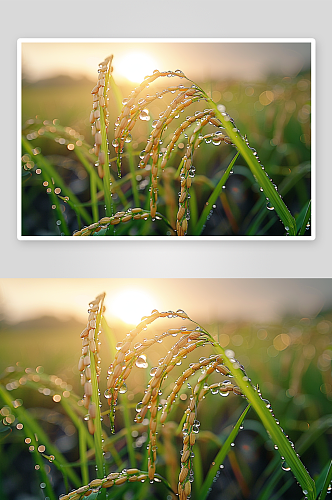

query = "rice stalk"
[
  {"left": 78, "top": 293, "right": 105, "bottom": 482},
  {"left": 57, "top": 469, "right": 173, "bottom": 500},
  {"left": 89, "top": 56, "right": 113, "bottom": 216}
]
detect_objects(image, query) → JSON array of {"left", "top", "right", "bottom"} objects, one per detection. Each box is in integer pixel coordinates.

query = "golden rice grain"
[
  {"left": 179, "top": 466, "right": 189, "bottom": 484},
  {"left": 89, "top": 478, "right": 103, "bottom": 488},
  {"left": 114, "top": 476, "right": 127, "bottom": 486}
]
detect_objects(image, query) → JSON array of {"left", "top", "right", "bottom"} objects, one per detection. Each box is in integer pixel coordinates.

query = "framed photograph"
[{"left": 18, "top": 39, "right": 315, "bottom": 239}]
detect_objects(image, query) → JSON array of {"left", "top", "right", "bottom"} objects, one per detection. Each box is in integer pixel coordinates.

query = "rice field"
[{"left": 21, "top": 45, "right": 312, "bottom": 237}]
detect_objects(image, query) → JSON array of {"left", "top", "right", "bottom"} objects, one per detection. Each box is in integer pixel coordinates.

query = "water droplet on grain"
[
  {"left": 104, "top": 389, "right": 112, "bottom": 399},
  {"left": 119, "top": 383, "right": 127, "bottom": 394},
  {"left": 136, "top": 355, "right": 148, "bottom": 369}
]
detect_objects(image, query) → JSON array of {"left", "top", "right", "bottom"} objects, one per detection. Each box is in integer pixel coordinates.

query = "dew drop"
[
  {"left": 119, "top": 383, "right": 128, "bottom": 394},
  {"left": 136, "top": 402, "right": 143, "bottom": 412},
  {"left": 139, "top": 109, "right": 150, "bottom": 121},
  {"left": 220, "top": 390, "right": 230, "bottom": 397},
  {"left": 104, "top": 389, "right": 112, "bottom": 399},
  {"left": 136, "top": 354, "right": 148, "bottom": 369}
]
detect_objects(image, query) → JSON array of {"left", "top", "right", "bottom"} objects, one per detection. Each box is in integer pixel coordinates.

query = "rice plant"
[
  {"left": 1, "top": 293, "right": 329, "bottom": 500},
  {"left": 21, "top": 54, "right": 311, "bottom": 237}
]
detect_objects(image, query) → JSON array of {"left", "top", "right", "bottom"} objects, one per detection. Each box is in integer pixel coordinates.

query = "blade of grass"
[
  {"left": 73, "top": 146, "right": 104, "bottom": 222},
  {"left": 270, "top": 477, "right": 294, "bottom": 500},
  {"left": 60, "top": 397, "right": 93, "bottom": 485},
  {"left": 21, "top": 147, "right": 70, "bottom": 235},
  {"left": 257, "top": 414, "right": 332, "bottom": 500},
  {"left": 191, "top": 321, "right": 316, "bottom": 500},
  {"left": 126, "top": 143, "right": 140, "bottom": 208},
  {"left": 27, "top": 429, "right": 57, "bottom": 500},
  {"left": 199, "top": 404, "right": 251, "bottom": 500},
  {"left": 297, "top": 200, "right": 311, "bottom": 235},
  {"left": 89, "top": 173, "right": 99, "bottom": 223},
  {"left": 318, "top": 459, "right": 332, "bottom": 500},
  {"left": 22, "top": 137, "right": 92, "bottom": 226},
  {"left": 219, "top": 356, "right": 316, "bottom": 498},
  {"left": 101, "top": 317, "right": 117, "bottom": 358},
  {"left": 245, "top": 162, "right": 310, "bottom": 236},
  {"left": 0, "top": 384, "right": 81, "bottom": 488},
  {"left": 189, "top": 82, "right": 297, "bottom": 235},
  {"left": 188, "top": 182, "right": 198, "bottom": 230},
  {"left": 192, "top": 441, "right": 204, "bottom": 495},
  {"left": 193, "top": 152, "right": 239, "bottom": 235},
  {"left": 120, "top": 393, "right": 137, "bottom": 468},
  {"left": 215, "top": 112, "right": 296, "bottom": 234}
]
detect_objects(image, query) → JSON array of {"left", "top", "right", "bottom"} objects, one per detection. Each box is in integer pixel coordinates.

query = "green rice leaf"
[
  {"left": 193, "top": 152, "right": 240, "bottom": 235},
  {"left": 191, "top": 323, "right": 316, "bottom": 500},
  {"left": 297, "top": 200, "right": 311, "bottom": 235},
  {"left": 317, "top": 460, "right": 332, "bottom": 500},
  {"left": 212, "top": 106, "right": 296, "bottom": 235},
  {"left": 215, "top": 349, "right": 315, "bottom": 499},
  {"left": 199, "top": 404, "right": 251, "bottom": 500}
]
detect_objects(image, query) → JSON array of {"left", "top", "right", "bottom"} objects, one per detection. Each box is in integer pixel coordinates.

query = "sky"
[
  {"left": 0, "top": 278, "right": 330, "bottom": 327},
  {"left": 20, "top": 40, "right": 312, "bottom": 84}
]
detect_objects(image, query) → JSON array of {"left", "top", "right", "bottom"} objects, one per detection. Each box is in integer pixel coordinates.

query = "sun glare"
[
  {"left": 116, "top": 52, "right": 158, "bottom": 83},
  {"left": 107, "top": 288, "right": 156, "bottom": 325}
]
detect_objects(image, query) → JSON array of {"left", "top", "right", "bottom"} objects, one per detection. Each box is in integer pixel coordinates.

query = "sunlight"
[
  {"left": 116, "top": 51, "right": 158, "bottom": 83},
  {"left": 107, "top": 288, "right": 156, "bottom": 325}
]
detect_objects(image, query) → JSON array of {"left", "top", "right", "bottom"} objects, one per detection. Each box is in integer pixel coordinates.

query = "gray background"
[{"left": 3, "top": 0, "right": 331, "bottom": 278}]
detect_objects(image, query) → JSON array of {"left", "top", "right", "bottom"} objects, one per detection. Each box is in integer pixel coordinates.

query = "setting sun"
[
  {"left": 107, "top": 288, "right": 156, "bottom": 325},
  {"left": 116, "top": 51, "right": 158, "bottom": 83}
]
